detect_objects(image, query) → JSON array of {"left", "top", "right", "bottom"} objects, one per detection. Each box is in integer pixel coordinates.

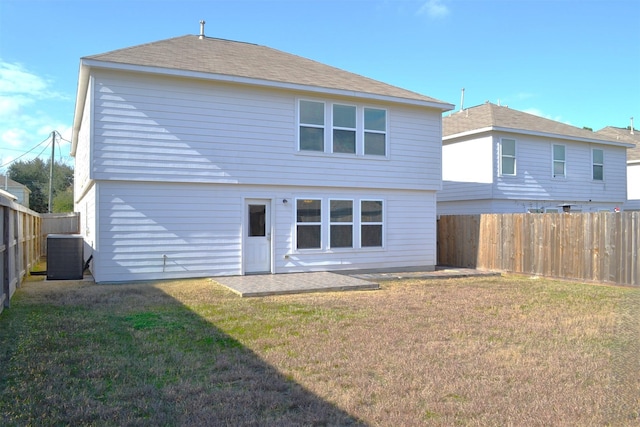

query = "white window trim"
[
  {"left": 360, "top": 199, "right": 385, "bottom": 249},
  {"left": 499, "top": 138, "right": 516, "bottom": 176},
  {"left": 363, "top": 107, "right": 388, "bottom": 157},
  {"left": 295, "top": 198, "right": 323, "bottom": 251},
  {"left": 331, "top": 104, "right": 358, "bottom": 155},
  {"left": 292, "top": 197, "right": 386, "bottom": 253},
  {"left": 296, "top": 99, "right": 389, "bottom": 158},
  {"left": 329, "top": 198, "right": 354, "bottom": 249},
  {"left": 592, "top": 148, "right": 604, "bottom": 181},
  {"left": 552, "top": 144, "right": 566, "bottom": 178},
  {"left": 297, "top": 99, "right": 326, "bottom": 153}
]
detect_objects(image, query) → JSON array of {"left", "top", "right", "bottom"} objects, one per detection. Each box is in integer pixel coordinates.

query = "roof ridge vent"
[{"left": 199, "top": 20, "right": 206, "bottom": 39}]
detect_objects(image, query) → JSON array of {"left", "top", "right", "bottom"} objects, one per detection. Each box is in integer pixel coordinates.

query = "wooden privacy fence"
[
  {"left": 437, "top": 212, "right": 640, "bottom": 286},
  {"left": 1, "top": 193, "right": 41, "bottom": 313},
  {"left": 1, "top": 191, "right": 81, "bottom": 313}
]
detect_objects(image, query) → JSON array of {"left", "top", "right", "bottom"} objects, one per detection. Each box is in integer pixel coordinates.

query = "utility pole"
[{"left": 48, "top": 131, "right": 55, "bottom": 213}]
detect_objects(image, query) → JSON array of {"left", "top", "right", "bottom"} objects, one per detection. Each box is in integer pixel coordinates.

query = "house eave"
[
  {"left": 444, "top": 126, "right": 635, "bottom": 148},
  {"left": 71, "top": 63, "right": 90, "bottom": 156},
  {"left": 78, "top": 59, "right": 455, "bottom": 112}
]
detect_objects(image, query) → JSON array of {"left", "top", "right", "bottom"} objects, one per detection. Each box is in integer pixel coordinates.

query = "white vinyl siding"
[
  {"left": 90, "top": 71, "right": 441, "bottom": 191},
  {"left": 90, "top": 182, "right": 437, "bottom": 282},
  {"left": 440, "top": 132, "right": 628, "bottom": 214}
]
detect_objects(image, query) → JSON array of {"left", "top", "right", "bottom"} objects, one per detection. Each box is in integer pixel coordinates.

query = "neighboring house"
[
  {"left": 596, "top": 126, "right": 640, "bottom": 211},
  {"left": 0, "top": 175, "right": 30, "bottom": 208},
  {"left": 438, "top": 102, "right": 633, "bottom": 214},
  {"left": 71, "top": 33, "right": 453, "bottom": 283}
]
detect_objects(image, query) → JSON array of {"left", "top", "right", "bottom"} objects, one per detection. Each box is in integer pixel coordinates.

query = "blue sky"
[{"left": 1, "top": 0, "right": 639, "bottom": 172}]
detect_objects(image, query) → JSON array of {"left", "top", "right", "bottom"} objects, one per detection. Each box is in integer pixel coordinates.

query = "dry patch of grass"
[{"left": 1, "top": 274, "right": 638, "bottom": 426}]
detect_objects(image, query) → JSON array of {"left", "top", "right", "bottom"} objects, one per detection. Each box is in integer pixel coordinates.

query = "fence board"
[
  {"left": 438, "top": 212, "right": 640, "bottom": 286},
  {"left": 0, "top": 196, "right": 78, "bottom": 313}
]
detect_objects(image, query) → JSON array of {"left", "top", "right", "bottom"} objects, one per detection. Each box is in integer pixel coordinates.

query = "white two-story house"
[
  {"left": 438, "top": 102, "right": 633, "bottom": 214},
  {"left": 71, "top": 32, "right": 453, "bottom": 283},
  {"left": 596, "top": 125, "right": 640, "bottom": 211}
]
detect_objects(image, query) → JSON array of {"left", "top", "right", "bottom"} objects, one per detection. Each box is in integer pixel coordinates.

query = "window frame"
[
  {"left": 295, "top": 198, "right": 322, "bottom": 250},
  {"left": 499, "top": 138, "right": 517, "bottom": 176},
  {"left": 331, "top": 104, "right": 357, "bottom": 155},
  {"left": 298, "top": 100, "right": 326, "bottom": 152},
  {"left": 592, "top": 148, "right": 604, "bottom": 181},
  {"left": 329, "top": 199, "right": 354, "bottom": 249},
  {"left": 360, "top": 199, "right": 384, "bottom": 248},
  {"left": 552, "top": 144, "right": 566, "bottom": 178},
  {"left": 297, "top": 99, "right": 389, "bottom": 158},
  {"left": 363, "top": 107, "right": 387, "bottom": 156}
]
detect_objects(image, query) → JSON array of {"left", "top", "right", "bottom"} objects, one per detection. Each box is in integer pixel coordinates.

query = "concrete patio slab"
[
  {"left": 212, "top": 267, "right": 501, "bottom": 297},
  {"left": 213, "top": 271, "right": 379, "bottom": 297}
]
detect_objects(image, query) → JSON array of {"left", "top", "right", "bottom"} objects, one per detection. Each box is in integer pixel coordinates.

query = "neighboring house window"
[
  {"left": 296, "top": 199, "right": 322, "bottom": 249},
  {"left": 592, "top": 148, "right": 604, "bottom": 181},
  {"left": 299, "top": 100, "right": 325, "bottom": 151},
  {"left": 364, "top": 108, "right": 386, "bottom": 156},
  {"left": 552, "top": 144, "right": 566, "bottom": 178},
  {"left": 361, "top": 200, "right": 383, "bottom": 247},
  {"left": 500, "top": 138, "right": 516, "bottom": 176},
  {"left": 330, "top": 200, "right": 353, "bottom": 248},
  {"left": 332, "top": 104, "right": 356, "bottom": 154}
]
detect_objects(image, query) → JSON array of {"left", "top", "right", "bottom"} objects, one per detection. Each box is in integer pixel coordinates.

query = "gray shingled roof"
[
  {"left": 84, "top": 35, "right": 450, "bottom": 107},
  {"left": 596, "top": 126, "right": 640, "bottom": 161},
  {"left": 443, "top": 102, "right": 624, "bottom": 146}
]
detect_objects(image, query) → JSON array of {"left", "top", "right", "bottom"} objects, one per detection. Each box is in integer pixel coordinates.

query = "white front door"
[{"left": 244, "top": 199, "right": 271, "bottom": 274}]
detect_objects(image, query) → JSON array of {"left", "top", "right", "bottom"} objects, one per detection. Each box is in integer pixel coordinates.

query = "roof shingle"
[
  {"left": 85, "top": 35, "right": 450, "bottom": 107},
  {"left": 443, "top": 102, "right": 625, "bottom": 146},
  {"left": 596, "top": 126, "right": 640, "bottom": 161}
]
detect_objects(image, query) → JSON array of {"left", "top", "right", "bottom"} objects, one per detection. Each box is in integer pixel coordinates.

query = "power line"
[{"left": 0, "top": 134, "right": 52, "bottom": 168}]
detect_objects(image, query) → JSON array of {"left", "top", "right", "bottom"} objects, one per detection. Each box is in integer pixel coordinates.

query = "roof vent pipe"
[
  {"left": 199, "top": 20, "right": 206, "bottom": 39},
  {"left": 631, "top": 117, "right": 634, "bottom": 135},
  {"left": 459, "top": 88, "right": 465, "bottom": 112}
]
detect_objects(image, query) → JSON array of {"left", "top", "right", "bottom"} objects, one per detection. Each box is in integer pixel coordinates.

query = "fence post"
[{"left": 2, "top": 206, "right": 9, "bottom": 310}]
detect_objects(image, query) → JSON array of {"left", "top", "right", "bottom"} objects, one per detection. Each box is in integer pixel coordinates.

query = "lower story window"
[
  {"left": 330, "top": 200, "right": 353, "bottom": 248},
  {"left": 296, "top": 199, "right": 321, "bottom": 249},
  {"left": 361, "top": 200, "right": 383, "bottom": 247}
]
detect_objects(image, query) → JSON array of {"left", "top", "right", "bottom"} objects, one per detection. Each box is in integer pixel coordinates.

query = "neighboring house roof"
[
  {"left": 596, "top": 126, "right": 640, "bottom": 162},
  {"left": 0, "top": 175, "right": 31, "bottom": 193},
  {"left": 443, "top": 102, "right": 633, "bottom": 148},
  {"left": 73, "top": 34, "right": 453, "bottom": 153}
]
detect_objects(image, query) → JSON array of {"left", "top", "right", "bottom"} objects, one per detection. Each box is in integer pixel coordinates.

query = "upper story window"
[
  {"left": 592, "top": 148, "right": 604, "bottom": 181},
  {"left": 552, "top": 144, "right": 566, "bottom": 178},
  {"left": 332, "top": 105, "right": 356, "bottom": 154},
  {"left": 299, "top": 100, "right": 325, "bottom": 152},
  {"left": 364, "top": 108, "right": 386, "bottom": 156},
  {"left": 500, "top": 138, "right": 516, "bottom": 176},
  {"left": 298, "top": 100, "right": 387, "bottom": 157}
]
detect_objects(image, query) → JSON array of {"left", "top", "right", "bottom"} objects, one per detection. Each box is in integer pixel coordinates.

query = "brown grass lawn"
[{"left": 0, "top": 274, "right": 638, "bottom": 426}]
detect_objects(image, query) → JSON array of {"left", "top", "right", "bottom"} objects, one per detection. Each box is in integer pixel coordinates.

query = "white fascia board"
[
  {"left": 71, "top": 63, "right": 90, "bottom": 156},
  {"left": 80, "top": 59, "right": 455, "bottom": 111},
  {"left": 444, "top": 125, "right": 635, "bottom": 148},
  {"left": 443, "top": 127, "right": 493, "bottom": 141}
]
